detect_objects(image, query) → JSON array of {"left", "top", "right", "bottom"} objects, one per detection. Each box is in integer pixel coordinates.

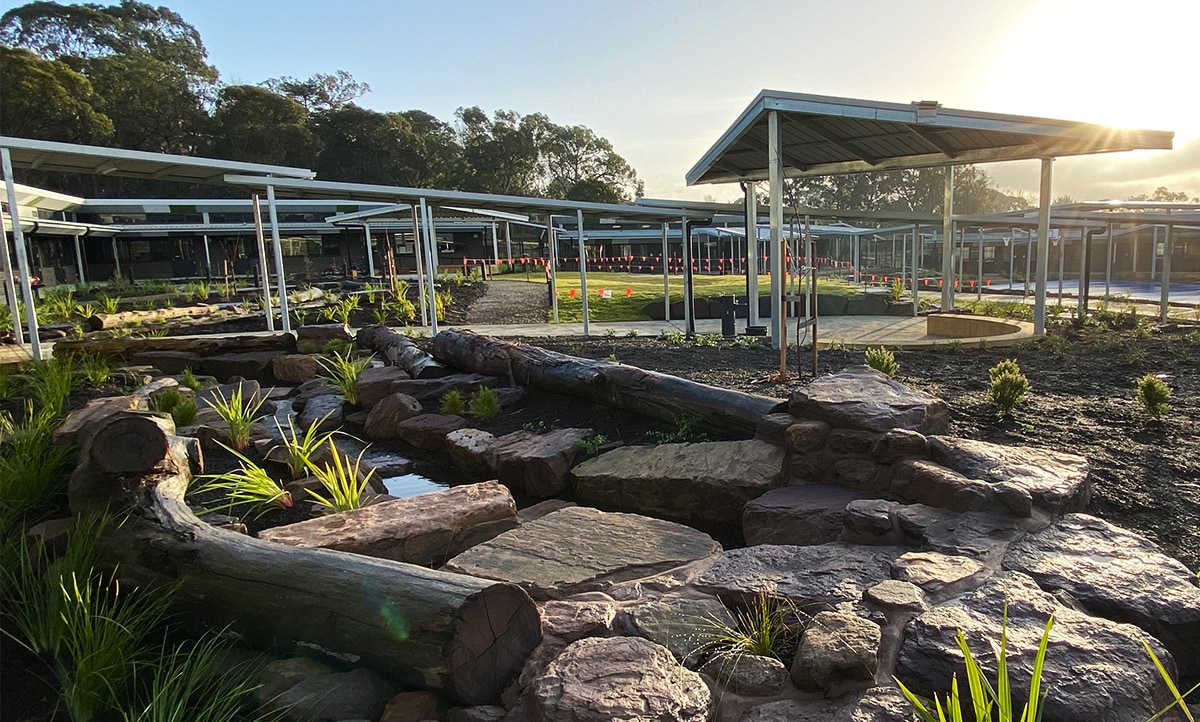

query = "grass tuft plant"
[
  {"left": 468, "top": 386, "right": 501, "bottom": 422},
  {"left": 148, "top": 389, "right": 198, "bottom": 427},
  {"left": 272, "top": 412, "right": 339, "bottom": 480},
  {"left": 865, "top": 346, "right": 898, "bottom": 377},
  {"left": 317, "top": 350, "right": 372, "bottom": 406},
  {"left": 696, "top": 592, "right": 800, "bottom": 662},
  {"left": 0, "top": 401, "right": 74, "bottom": 521},
  {"left": 203, "top": 385, "right": 269, "bottom": 453},
  {"left": 179, "top": 367, "right": 202, "bottom": 391},
  {"left": 1135, "top": 374, "right": 1172, "bottom": 419},
  {"left": 198, "top": 444, "right": 292, "bottom": 516},
  {"left": 439, "top": 388, "right": 466, "bottom": 415},
  {"left": 988, "top": 359, "right": 1030, "bottom": 418},
  {"left": 304, "top": 440, "right": 372, "bottom": 512}
]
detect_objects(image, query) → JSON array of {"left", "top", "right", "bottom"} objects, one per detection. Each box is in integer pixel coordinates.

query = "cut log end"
[
  {"left": 90, "top": 415, "right": 170, "bottom": 475},
  {"left": 450, "top": 582, "right": 542, "bottom": 705}
]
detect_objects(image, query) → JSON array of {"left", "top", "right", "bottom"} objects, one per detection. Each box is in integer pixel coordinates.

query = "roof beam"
[
  {"left": 905, "top": 125, "right": 958, "bottom": 158},
  {"left": 783, "top": 115, "right": 880, "bottom": 165}
]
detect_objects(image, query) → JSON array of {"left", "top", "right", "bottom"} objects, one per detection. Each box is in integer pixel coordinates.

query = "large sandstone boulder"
[
  {"left": 355, "top": 365, "right": 411, "bottom": 409},
  {"left": 389, "top": 374, "right": 500, "bottom": 403},
  {"left": 701, "top": 653, "right": 789, "bottom": 696},
  {"left": 297, "top": 322, "right": 352, "bottom": 344},
  {"left": 258, "top": 481, "right": 517, "bottom": 566},
  {"left": 131, "top": 349, "right": 202, "bottom": 375},
  {"left": 572, "top": 440, "right": 786, "bottom": 525},
  {"left": 1003, "top": 513, "right": 1200, "bottom": 680},
  {"left": 395, "top": 413, "right": 467, "bottom": 450},
  {"left": 443, "top": 507, "right": 720, "bottom": 600},
  {"left": 204, "top": 351, "right": 279, "bottom": 383},
  {"left": 484, "top": 428, "right": 591, "bottom": 498},
  {"left": 696, "top": 543, "right": 905, "bottom": 609},
  {"left": 296, "top": 393, "right": 343, "bottom": 433},
  {"left": 928, "top": 436, "right": 1090, "bottom": 514},
  {"left": 789, "top": 367, "right": 950, "bottom": 434},
  {"left": 539, "top": 600, "right": 617, "bottom": 644},
  {"left": 364, "top": 393, "right": 423, "bottom": 441},
  {"left": 446, "top": 428, "right": 496, "bottom": 477},
  {"left": 896, "top": 572, "right": 1180, "bottom": 722},
  {"left": 616, "top": 595, "right": 736, "bottom": 665},
  {"left": 527, "top": 637, "right": 710, "bottom": 722},
  {"left": 266, "top": 667, "right": 398, "bottom": 722},
  {"left": 792, "top": 610, "right": 881, "bottom": 692},
  {"left": 740, "top": 687, "right": 917, "bottom": 722},
  {"left": 743, "top": 485, "right": 872, "bottom": 546},
  {"left": 272, "top": 354, "right": 323, "bottom": 384}
]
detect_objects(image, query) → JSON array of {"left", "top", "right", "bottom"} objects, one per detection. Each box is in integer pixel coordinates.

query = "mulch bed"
[{"left": 517, "top": 327, "right": 1200, "bottom": 571}]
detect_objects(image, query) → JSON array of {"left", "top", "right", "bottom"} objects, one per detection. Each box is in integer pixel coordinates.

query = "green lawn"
[{"left": 494, "top": 271, "right": 861, "bottom": 322}]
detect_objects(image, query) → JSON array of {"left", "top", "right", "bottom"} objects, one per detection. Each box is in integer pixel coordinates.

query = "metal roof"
[
  {"left": 3, "top": 216, "right": 116, "bottom": 236},
  {"left": 223, "top": 174, "right": 713, "bottom": 222},
  {"left": 1, "top": 181, "right": 83, "bottom": 211},
  {"left": 0, "top": 137, "right": 315, "bottom": 184},
  {"left": 686, "top": 90, "right": 1174, "bottom": 184}
]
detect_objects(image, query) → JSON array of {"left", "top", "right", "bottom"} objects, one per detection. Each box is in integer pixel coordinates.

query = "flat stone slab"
[
  {"left": 616, "top": 595, "right": 736, "bottom": 665},
  {"left": 484, "top": 428, "right": 591, "bottom": 498},
  {"left": 743, "top": 485, "right": 872, "bottom": 546},
  {"left": 928, "top": 436, "right": 1090, "bottom": 514},
  {"left": 1004, "top": 513, "right": 1200, "bottom": 680},
  {"left": 443, "top": 506, "right": 720, "bottom": 600},
  {"left": 695, "top": 542, "right": 906, "bottom": 609},
  {"left": 572, "top": 440, "right": 785, "bottom": 525},
  {"left": 789, "top": 366, "right": 950, "bottom": 434},
  {"left": 890, "top": 551, "right": 987, "bottom": 599}
]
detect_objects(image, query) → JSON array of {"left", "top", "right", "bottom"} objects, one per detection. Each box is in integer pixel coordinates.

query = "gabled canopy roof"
[
  {"left": 686, "top": 90, "right": 1174, "bottom": 184},
  {"left": 0, "top": 136, "right": 314, "bottom": 184},
  {"left": 0, "top": 181, "right": 83, "bottom": 211}
]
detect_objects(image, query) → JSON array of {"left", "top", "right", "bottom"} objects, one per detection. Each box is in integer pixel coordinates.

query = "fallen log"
[
  {"left": 55, "top": 333, "right": 296, "bottom": 359},
  {"left": 84, "top": 304, "right": 222, "bottom": 331},
  {"left": 68, "top": 411, "right": 541, "bottom": 705},
  {"left": 432, "top": 329, "right": 786, "bottom": 438},
  {"left": 357, "top": 326, "right": 448, "bottom": 379}
]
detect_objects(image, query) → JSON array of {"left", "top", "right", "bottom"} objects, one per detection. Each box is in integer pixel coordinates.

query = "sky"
[{"left": 11, "top": 0, "right": 1198, "bottom": 202}]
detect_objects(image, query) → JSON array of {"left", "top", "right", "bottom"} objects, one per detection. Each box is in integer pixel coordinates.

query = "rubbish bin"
[{"left": 718, "top": 295, "right": 737, "bottom": 338}]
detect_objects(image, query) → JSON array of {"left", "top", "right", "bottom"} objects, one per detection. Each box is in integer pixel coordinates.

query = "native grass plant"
[
  {"left": 99, "top": 295, "right": 121, "bottom": 314},
  {"left": 372, "top": 305, "right": 390, "bottom": 327},
  {"left": 26, "top": 356, "right": 77, "bottom": 414},
  {"left": 890, "top": 276, "right": 906, "bottom": 302},
  {"left": 75, "top": 301, "right": 99, "bottom": 320},
  {"left": 202, "top": 385, "right": 269, "bottom": 452},
  {"left": 0, "top": 402, "right": 75, "bottom": 522},
  {"left": 42, "top": 289, "right": 77, "bottom": 322},
  {"left": 293, "top": 307, "right": 308, "bottom": 327},
  {"left": 896, "top": 604, "right": 1053, "bottom": 722},
  {"left": 1135, "top": 374, "right": 1172, "bottom": 419},
  {"left": 988, "top": 359, "right": 1030, "bottom": 418},
  {"left": 304, "top": 440, "right": 373, "bottom": 512},
  {"left": 647, "top": 414, "right": 708, "bottom": 444},
  {"left": 77, "top": 353, "right": 113, "bottom": 387},
  {"left": 272, "top": 412, "right": 339, "bottom": 480},
  {"left": 198, "top": 444, "right": 292, "bottom": 517},
  {"left": 324, "top": 338, "right": 353, "bottom": 356},
  {"left": 388, "top": 296, "right": 417, "bottom": 323},
  {"left": 439, "top": 388, "right": 466, "bottom": 416},
  {"left": 317, "top": 350, "right": 372, "bottom": 406},
  {"left": 575, "top": 432, "right": 609, "bottom": 456},
  {"left": 865, "top": 346, "right": 899, "bottom": 377},
  {"left": 435, "top": 288, "right": 453, "bottom": 321},
  {"left": 468, "top": 386, "right": 501, "bottom": 422},
  {"left": 332, "top": 295, "right": 361, "bottom": 325},
  {"left": 187, "top": 281, "right": 212, "bottom": 301},
  {"left": 694, "top": 592, "right": 802, "bottom": 664},
  {"left": 148, "top": 389, "right": 198, "bottom": 427},
  {"left": 179, "top": 367, "right": 202, "bottom": 392}
]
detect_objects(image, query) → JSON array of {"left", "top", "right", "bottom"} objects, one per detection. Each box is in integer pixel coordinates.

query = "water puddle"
[{"left": 381, "top": 473, "right": 448, "bottom": 498}]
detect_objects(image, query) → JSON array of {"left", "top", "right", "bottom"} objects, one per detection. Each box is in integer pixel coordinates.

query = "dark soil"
[{"left": 519, "top": 326, "right": 1200, "bottom": 571}]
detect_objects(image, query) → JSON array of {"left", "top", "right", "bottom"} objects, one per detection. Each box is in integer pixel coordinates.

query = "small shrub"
[
  {"left": 198, "top": 445, "right": 292, "bottom": 515},
  {"left": 317, "top": 351, "right": 372, "bottom": 406},
  {"left": 203, "top": 385, "right": 269, "bottom": 452},
  {"left": 77, "top": 353, "right": 112, "bottom": 387},
  {"left": 99, "top": 295, "right": 121, "bottom": 314},
  {"left": 180, "top": 367, "right": 202, "bottom": 391},
  {"left": 372, "top": 306, "right": 390, "bottom": 327},
  {"left": 468, "top": 386, "right": 501, "bottom": 422},
  {"left": 304, "top": 441, "right": 372, "bottom": 512},
  {"left": 864, "top": 346, "right": 898, "bottom": 377},
  {"left": 0, "top": 402, "right": 74, "bottom": 522},
  {"left": 439, "top": 389, "right": 465, "bottom": 416},
  {"left": 988, "top": 360, "right": 1030, "bottom": 418},
  {"left": 26, "top": 356, "right": 76, "bottom": 415},
  {"left": 149, "top": 389, "right": 198, "bottom": 427},
  {"left": 647, "top": 415, "right": 708, "bottom": 444},
  {"left": 625, "top": 330, "right": 639, "bottom": 338},
  {"left": 575, "top": 432, "right": 608, "bottom": 456},
  {"left": 323, "top": 338, "right": 352, "bottom": 356},
  {"left": 1135, "top": 374, "right": 1172, "bottom": 419},
  {"left": 889, "top": 277, "right": 905, "bottom": 302},
  {"left": 604, "top": 328, "right": 617, "bottom": 339}
]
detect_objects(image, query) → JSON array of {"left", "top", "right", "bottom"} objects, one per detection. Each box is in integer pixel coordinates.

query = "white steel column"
[
  {"left": 112, "top": 237, "right": 121, "bottom": 275},
  {"left": 546, "top": 215, "right": 558, "bottom": 324},
  {"left": 0, "top": 175, "right": 25, "bottom": 345},
  {"left": 745, "top": 182, "right": 760, "bottom": 326},
  {"left": 201, "top": 211, "right": 212, "bottom": 278},
  {"left": 940, "top": 165, "right": 955, "bottom": 310},
  {"left": 265, "top": 184, "right": 292, "bottom": 334},
  {"left": 768, "top": 111, "right": 785, "bottom": 349},
  {"left": 73, "top": 234, "right": 86, "bottom": 284},
  {"left": 661, "top": 222, "right": 670, "bottom": 322},
  {"left": 362, "top": 223, "right": 376, "bottom": 278},
  {"left": 419, "top": 197, "right": 440, "bottom": 334},
  {"left": 1033, "top": 158, "right": 1054, "bottom": 335},
  {"left": 976, "top": 231, "right": 984, "bottom": 301},
  {"left": 504, "top": 221, "right": 513, "bottom": 264},
  {"left": 251, "top": 194, "right": 276, "bottom": 332},
  {"left": 1151, "top": 226, "right": 1158, "bottom": 277},
  {"left": 410, "top": 205, "right": 428, "bottom": 326},
  {"left": 1058, "top": 232, "right": 1066, "bottom": 302},
  {"left": 1160, "top": 222, "right": 1172, "bottom": 322},
  {"left": 1104, "top": 223, "right": 1113, "bottom": 300},
  {"left": 804, "top": 215, "right": 813, "bottom": 325},
  {"left": 911, "top": 226, "right": 920, "bottom": 316},
  {"left": 490, "top": 222, "right": 499, "bottom": 265},
  {"left": 1, "top": 147, "right": 40, "bottom": 358},
  {"left": 1132, "top": 232, "right": 1139, "bottom": 275},
  {"left": 1078, "top": 228, "right": 1089, "bottom": 316},
  {"left": 682, "top": 216, "right": 694, "bottom": 333},
  {"left": 576, "top": 209, "right": 590, "bottom": 336}
]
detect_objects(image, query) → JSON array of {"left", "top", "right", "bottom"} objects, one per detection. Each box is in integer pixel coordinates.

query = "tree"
[
  {"left": 456, "top": 107, "right": 543, "bottom": 196},
  {"left": 783, "top": 165, "right": 1030, "bottom": 215},
  {"left": 538, "top": 122, "right": 641, "bottom": 203},
  {"left": 209, "top": 85, "right": 316, "bottom": 167},
  {"left": 311, "top": 105, "right": 425, "bottom": 186},
  {"left": 83, "top": 51, "right": 208, "bottom": 154},
  {"left": 0, "top": 44, "right": 113, "bottom": 142},
  {"left": 263, "top": 71, "right": 370, "bottom": 114},
  {"left": 1128, "top": 186, "right": 1198, "bottom": 203},
  {"left": 397, "top": 110, "right": 464, "bottom": 188}
]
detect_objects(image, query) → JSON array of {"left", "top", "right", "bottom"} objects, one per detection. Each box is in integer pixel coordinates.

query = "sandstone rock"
[
  {"left": 358, "top": 450, "right": 412, "bottom": 478},
  {"left": 928, "top": 436, "right": 1090, "bottom": 514},
  {"left": 1003, "top": 513, "right": 1200, "bottom": 680},
  {"left": 696, "top": 543, "right": 904, "bottom": 609},
  {"left": 272, "top": 354, "right": 323, "bottom": 384},
  {"left": 896, "top": 572, "right": 1179, "bottom": 722},
  {"left": 871, "top": 429, "right": 928, "bottom": 464},
  {"left": 893, "top": 504, "right": 958, "bottom": 540},
  {"left": 502, "top": 639, "right": 568, "bottom": 711},
  {"left": 131, "top": 349, "right": 202, "bottom": 375},
  {"left": 617, "top": 595, "right": 737, "bottom": 665},
  {"left": 744, "top": 486, "right": 871, "bottom": 546},
  {"left": 395, "top": 413, "right": 466, "bottom": 450},
  {"left": 517, "top": 499, "right": 576, "bottom": 524},
  {"left": 379, "top": 691, "right": 446, "bottom": 722},
  {"left": 922, "top": 511, "right": 1027, "bottom": 559},
  {"left": 484, "top": 429, "right": 591, "bottom": 498},
  {"left": 792, "top": 611, "right": 881, "bottom": 691},
  {"left": 447, "top": 706, "right": 504, "bottom": 722},
  {"left": 297, "top": 323, "right": 353, "bottom": 344},
  {"left": 833, "top": 458, "right": 888, "bottom": 493},
  {"left": 827, "top": 429, "right": 879, "bottom": 455},
  {"left": 890, "top": 459, "right": 995, "bottom": 513},
  {"left": 785, "top": 420, "right": 831, "bottom": 452},
  {"left": 445, "top": 428, "right": 496, "bottom": 477},
  {"left": 740, "top": 699, "right": 841, "bottom": 722},
  {"left": 291, "top": 378, "right": 336, "bottom": 410},
  {"left": 756, "top": 412, "right": 799, "bottom": 445},
  {"left": 257, "top": 656, "right": 337, "bottom": 707},
  {"left": 540, "top": 600, "right": 616, "bottom": 643},
  {"left": 572, "top": 440, "right": 786, "bottom": 525},
  {"left": 863, "top": 580, "right": 927, "bottom": 615},
  {"left": 701, "top": 653, "right": 789, "bottom": 696},
  {"left": 365, "top": 393, "right": 424, "bottom": 441},
  {"left": 389, "top": 374, "right": 500, "bottom": 403},
  {"left": 789, "top": 367, "right": 950, "bottom": 434},
  {"left": 356, "top": 365, "right": 411, "bottom": 409},
  {"left": 54, "top": 395, "right": 148, "bottom": 446},
  {"left": 268, "top": 668, "right": 398, "bottom": 722},
  {"left": 205, "top": 351, "right": 279, "bottom": 383},
  {"left": 841, "top": 499, "right": 903, "bottom": 545},
  {"left": 890, "top": 551, "right": 986, "bottom": 599},
  {"left": 196, "top": 379, "right": 266, "bottom": 410},
  {"left": 298, "top": 394, "right": 344, "bottom": 433},
  {"left": 528, "top": 637, "right": 710, "bottom": 722},
  {"left": 740, "top": 687, "right": 917, "bottom": 722},
  {"left": 444, "top": 507, "right": 720, "bottom": 600}
]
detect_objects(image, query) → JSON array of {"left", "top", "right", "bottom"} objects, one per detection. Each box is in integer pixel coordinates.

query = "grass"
[
  {"left": 468, "top": 387, "right": 501, "bottom": 422},
  {"left": 1135, "top": 374, "right": 1172, "bottom": 419},
  {"left": 197, "top": 445, "right": 292, "bottom": 517},
  {"left": 0, "top": 401, "right": 75, "bottom": 522},
  {"left": 77, "top": 354, "right": 113, "bottom": 387},
  {"left": 148, "top": 390, "right": 198, "bottom": 427},
  {"left": 202, "top": 385, "right": 269, "bottom": 453},
  {"left": 305, "top": 440, "right": 372, "bottom": 512},
  {"left": 179, "top": 368, "right": 202, "bottom": 391},
  {"left": 26, "top": 356, "right": 76, "bottom": 414},
  {"left": 318, "top": 350, "right": 372, "bottom": 406},
  {"left": 495, "top": 272, "right": 860, "bottom": 322},
  {"left": 695, "top": 592, "right": 799, "bottom": 661},
  {"left": 272, "top": 412, "right": 339, "bottom": 480},
  {"left": 865, "top": 346, "right": 898, "bottom": 377},
  {"left": 439, "top": 389, "right": 465, "bottom": 416}
]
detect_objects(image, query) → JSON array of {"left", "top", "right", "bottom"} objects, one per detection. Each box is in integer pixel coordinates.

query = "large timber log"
[
  {"left": 69, "top": 412, "right": 540, "bottom": 705},
  {"left": 432, "top": 329, "right": 786, "bottom": 438},
  {"left": 357, "top": 326, "right": 448, "bottom": 379},
  {"left": 84, "top": 304, "right": 222, "bottom": 331},
  {"left": 55, "top": 333, "right": 296, "bottom": 359}
]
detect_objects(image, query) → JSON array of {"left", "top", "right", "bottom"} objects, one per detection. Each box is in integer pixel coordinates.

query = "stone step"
[{"left": 743, "top": 485, "right": 873, "bottom": 546}]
